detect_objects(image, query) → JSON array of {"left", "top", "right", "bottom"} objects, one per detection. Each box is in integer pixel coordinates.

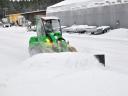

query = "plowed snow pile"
[{"left": 2, "top": 52, "right": 128, "bottom": 96}]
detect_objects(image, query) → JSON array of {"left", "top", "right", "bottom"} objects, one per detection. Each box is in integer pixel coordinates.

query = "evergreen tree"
[{"left": 0, "top": 0, "right": 63, "bottom": 13}]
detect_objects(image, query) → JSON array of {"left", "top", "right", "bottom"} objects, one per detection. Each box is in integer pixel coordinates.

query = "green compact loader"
[{"left": 29, "top": 16, "right": 77, "bottom": 56}]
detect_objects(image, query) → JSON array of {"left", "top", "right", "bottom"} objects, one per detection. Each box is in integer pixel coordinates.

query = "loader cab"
[{"left": 41, "top": 17, "right": 62, "bottom": 36}]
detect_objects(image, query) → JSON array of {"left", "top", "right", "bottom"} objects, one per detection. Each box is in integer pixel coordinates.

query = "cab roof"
[{"left": 41, "top": 16, "right": 60, "bottom": 20}]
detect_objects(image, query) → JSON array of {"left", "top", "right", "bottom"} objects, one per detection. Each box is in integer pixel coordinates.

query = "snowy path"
[{"left": 0, "top": 27, "right": 128, "bottom": 96}]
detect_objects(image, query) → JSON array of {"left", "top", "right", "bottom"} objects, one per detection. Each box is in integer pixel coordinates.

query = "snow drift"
[{"left": 0, "top": 26, "right": 128, "bottom": 96}]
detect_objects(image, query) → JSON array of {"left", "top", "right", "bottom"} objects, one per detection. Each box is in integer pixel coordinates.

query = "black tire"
[
  {"left": 91, "top": 32, "right": 94, "bottom": 34},
  {"left": 68, "top": 46, "right": 77, "bottom": 52},
  {"left": 29, "top": 46, "right": 42, "bottom": 56}
]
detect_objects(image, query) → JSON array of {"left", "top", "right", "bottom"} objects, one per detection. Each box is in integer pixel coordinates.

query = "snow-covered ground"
[{"left": 0, "top": 26, "right": 128, "bottom": 96}]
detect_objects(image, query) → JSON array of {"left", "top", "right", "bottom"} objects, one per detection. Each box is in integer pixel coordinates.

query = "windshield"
[
  {"left": 43, "top": 19, "right": 61, "bottom": 34},
  {"left": 52, "top": 20, "right": 61, "bottom": 32}
]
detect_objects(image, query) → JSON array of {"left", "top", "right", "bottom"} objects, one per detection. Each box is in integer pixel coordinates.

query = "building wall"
[
  {"left": 24, "top": 12, "right": 46, "bottom": 20},
  {"left": 47, "top": 3, "right": 128, "bottom": 28},
  {"left": 22, "top": 11, "right": 46, "bottom": 24}
]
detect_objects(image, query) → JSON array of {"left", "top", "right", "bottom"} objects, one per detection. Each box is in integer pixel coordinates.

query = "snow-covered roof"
[
  {"left": 41, "top": 16, "right": 59, "bottom": 20},
  {"left": 47, "top": 0, "right": 91, "bottom": 13},
  {"left": 49, "top": 0, "right": 90, "bottom": 8},
  {"left": 47, "top": 0, "right": 125, "bottom": 13}
]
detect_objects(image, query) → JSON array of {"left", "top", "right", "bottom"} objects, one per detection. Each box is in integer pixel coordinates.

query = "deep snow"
[{"left": 0, "top": 26, "right": 128, "bottom": 96}]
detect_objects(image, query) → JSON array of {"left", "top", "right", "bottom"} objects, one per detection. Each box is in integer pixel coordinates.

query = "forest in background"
[{"left": 0, "top": 0, "right": 63, "bottom": 18}]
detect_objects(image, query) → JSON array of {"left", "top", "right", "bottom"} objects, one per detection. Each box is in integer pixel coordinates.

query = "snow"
[
  {"left": 63, "top": 25, "right": 97, "bottom": 33},
  {"left": 42, "top": 16, "right": 60, "bottom": 20},
  {"left": 89, "top": 28, "right": 128, "bottom": 41},
  {"left": 4, "top": 67, "right": 128, "bottom": 96},
  {"left": 0, "top": 26, "right": 128, "bottom": 96},
  {"left": 47, "top": 0, "right": 126, "bottom": 13},
  {"left": 97, "top": 26, "right": 111, "bottom": 30},
  {"left": 64, "top": 28, "right": 128, "bottom": 41},
  {"left": 48, "top": 0, "right": 90, "bottom": 8},
  {"left": 0, "top": 26, "right": 34, "bottom": 67},
  {"left": 63, "top": 26, "right": 128, "bottom": 40},
  {"left": 99, "top": 28, "right": 128, "bottom": 40},
  {"left": 63, "top": 28, "right": 128, "bottom": 73}
]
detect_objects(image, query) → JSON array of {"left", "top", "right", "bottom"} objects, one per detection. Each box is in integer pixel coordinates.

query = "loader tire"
[
  {"left": 68, "top": 46, "right": 77, "bottom": 52},
  {"left": 41, "top": 47, "right": 54, "bottom": 53},
  {"left": 29, "top": 46, "right": 42, "bottom": 56}
]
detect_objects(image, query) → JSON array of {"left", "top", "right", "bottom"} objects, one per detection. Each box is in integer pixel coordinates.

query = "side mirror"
[
  {"left": 67, "top": 41, "right": 69, "bottom": 44},
  {"left": 31, "top": 25, "right": 37, "bottom": 32}
]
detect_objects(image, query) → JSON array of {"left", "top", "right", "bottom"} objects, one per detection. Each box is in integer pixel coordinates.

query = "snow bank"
[
  {"left": 2, "top": 52, "right": 128, "bottom": 96},
  {"left": 22, "top": 52, "right": 99, "bottom": 70},
  {"left": 1, "top": 52, "right": 103, "bottom": 96},
  {"left": 4, "top": 63, "right": 128, "bottom": 96}
]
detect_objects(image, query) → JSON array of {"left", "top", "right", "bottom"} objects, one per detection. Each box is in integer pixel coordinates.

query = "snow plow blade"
[
  {"left": 68, "top": 46, "right": 77, "bottom": 52},
  {"left": 29, "top": 42, "right": 77, "bottom": 56}
]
